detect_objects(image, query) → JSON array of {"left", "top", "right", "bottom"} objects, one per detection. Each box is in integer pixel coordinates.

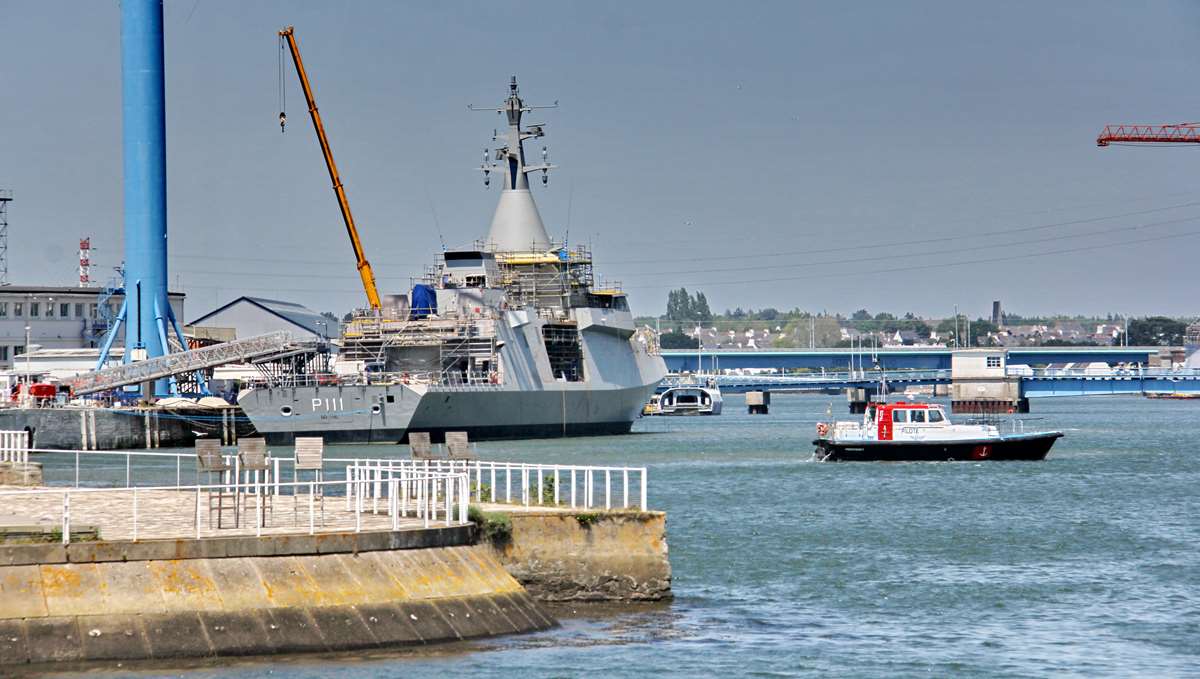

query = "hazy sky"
[{"left": 2, "top": 1, "right": 1200, "bottom": 321}]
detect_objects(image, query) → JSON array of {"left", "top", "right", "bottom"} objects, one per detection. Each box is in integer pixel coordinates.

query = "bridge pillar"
[
  {"left": 846, "top": 387, "right": 880, "bottom": 413},
  {"left": 950, "top": 349, "right": 1027, "bottom": 414}
]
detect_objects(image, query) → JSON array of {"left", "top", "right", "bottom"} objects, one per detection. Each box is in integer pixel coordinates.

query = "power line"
[
  {"left": 622, "top": 214, "right": 1200, "bottom": 279},
  {"left": 624, "top": 228, "right": 1200, "bottom": 290},
  {"left": 615, "top": 199, "right": 1200, "bottom": 265}
]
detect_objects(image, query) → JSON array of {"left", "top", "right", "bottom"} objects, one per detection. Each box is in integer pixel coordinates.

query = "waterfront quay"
[{"left": 0, "top": 444, "right": 668, "bottom": 668}]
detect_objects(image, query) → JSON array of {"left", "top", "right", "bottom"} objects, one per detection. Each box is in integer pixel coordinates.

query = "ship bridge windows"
[
  {"left": 587, "top": 293, "right": 628, "bottom": 310},
  {"left": 542, "top": 323, "right": 584, "bottom": 382},
  {"left": 910, "top": 410, "right": 926, "bottom": 423},
  {"left": 891, "top": 410, "right": 907, "bottom": 423},
  {"left": 928, "top": 409, "right": 944, "bottom": 423}
]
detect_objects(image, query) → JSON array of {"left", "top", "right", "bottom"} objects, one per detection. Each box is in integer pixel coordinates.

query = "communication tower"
[{"left": 0, "top": 189, "right": 10, "bottom": 286}]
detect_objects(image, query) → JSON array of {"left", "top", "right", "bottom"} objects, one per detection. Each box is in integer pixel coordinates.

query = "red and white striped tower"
[{"left": 78, "top": 238, "right": 91, "bottom": 287}]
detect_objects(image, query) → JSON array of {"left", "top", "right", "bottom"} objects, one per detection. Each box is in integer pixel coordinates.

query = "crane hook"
[{"left": 279, "top": 111, "right": 287, "bottom": 133}]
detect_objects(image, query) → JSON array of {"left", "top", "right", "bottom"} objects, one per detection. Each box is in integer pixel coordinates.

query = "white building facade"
[{"left": 0, "top": 286, "right": 185, "bottom": 369}]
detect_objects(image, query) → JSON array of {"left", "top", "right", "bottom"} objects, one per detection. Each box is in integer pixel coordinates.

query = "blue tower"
[{"left": 96, "top": 0, "right": 194, "bottom": 396}]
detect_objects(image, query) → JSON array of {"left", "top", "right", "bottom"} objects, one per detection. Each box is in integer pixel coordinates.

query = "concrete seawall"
[
  {"left": 0, "top": 528, "right": 553, "bottom": 666},
  {"left": 488, "top": 510, "right": 671, "bottom": 602}
]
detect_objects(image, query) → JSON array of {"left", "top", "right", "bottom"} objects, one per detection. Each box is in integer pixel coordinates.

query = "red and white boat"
[{"left": 813, "top": 401, "right": 1062, "bottom": 462}]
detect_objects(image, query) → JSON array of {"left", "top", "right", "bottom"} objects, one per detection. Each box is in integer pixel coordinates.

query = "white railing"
[
  {"left": 344, "top": 458, "right": 649, "bottom": 511},
  {"left": 1010, "top": 366, "right": 1200, "bottom": 378},
  {"left": 0, "top": 471, "right": 469, "bottom": 545},
  {"left": 22, "top": 448, "right": 651, "bottom": 512},
  {"left": 0, "top": 430, "right": 29, "bottom": 464}
]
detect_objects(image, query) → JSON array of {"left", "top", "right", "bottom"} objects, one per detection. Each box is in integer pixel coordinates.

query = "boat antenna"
[
  {"left": 875, "top": 357, "right": 888, "bottom": 402},
  {"left": 423, "top": 183, "right": 447, "bottom": 252}
]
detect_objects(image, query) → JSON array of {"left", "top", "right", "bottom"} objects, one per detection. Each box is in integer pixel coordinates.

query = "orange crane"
[
  {"left": 278, "top": 26, "right": 382, "bottom": 312},
  {"left": 1097, "top": 123, "right": 1200, "bottom": 146}
]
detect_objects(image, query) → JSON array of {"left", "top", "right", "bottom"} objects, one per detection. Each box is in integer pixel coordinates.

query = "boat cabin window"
[
  {"left": 891, "top": 410, "right": 907, "bottom": 423},
  {"left": 910, "top": 410, "right": 926, "bottom": 423},
  {"left": 928, "top": 409, "right": 944, "bottom": 423}
]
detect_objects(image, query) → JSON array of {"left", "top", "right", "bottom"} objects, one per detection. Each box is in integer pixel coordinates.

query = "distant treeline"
[{"left": 644, "top": 288, "right": 1196, "bottom": 348}]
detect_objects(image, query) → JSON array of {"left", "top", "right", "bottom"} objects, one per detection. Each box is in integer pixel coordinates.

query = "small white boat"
[{"left": 644, "top": 379, "right": 722, "bottom": 416}]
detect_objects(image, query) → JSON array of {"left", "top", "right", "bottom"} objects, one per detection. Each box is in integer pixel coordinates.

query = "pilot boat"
[{"left": 813, "top": 401, "right": 1062, "bottom": 462}]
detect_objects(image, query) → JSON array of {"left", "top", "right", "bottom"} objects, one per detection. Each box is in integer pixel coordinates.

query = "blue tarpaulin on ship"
[{"left": 410, "top": 284, "right": 437, "bottom": 319}]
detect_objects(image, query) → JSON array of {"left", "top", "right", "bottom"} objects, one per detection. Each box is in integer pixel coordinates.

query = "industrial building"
[
  {"left": 0, "top": 286, "right": 185, "bottom": 369},
  {"left": 188, "top": 296, "right": 333, "bottom": 342}
]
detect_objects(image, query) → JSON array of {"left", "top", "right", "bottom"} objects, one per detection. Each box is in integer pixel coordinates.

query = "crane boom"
[
  {"left": 279, "top": 26, "right": 382, "bottom": 312},
  {"left": 1097, "top": 123, "right": 1200, "bottom": 147}
]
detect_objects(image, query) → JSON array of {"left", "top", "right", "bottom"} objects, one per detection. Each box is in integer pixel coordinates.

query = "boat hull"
[
  {"left": 812, "top": 432, "right": 1063, "bottom": 462},
  {"left": 238, "top": 382, "right": 659, "bottom": 444}
]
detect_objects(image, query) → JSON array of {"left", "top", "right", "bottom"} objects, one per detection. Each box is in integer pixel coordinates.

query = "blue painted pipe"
[{"left": 120, "top": 0, "right": 168, "bottom": 390}]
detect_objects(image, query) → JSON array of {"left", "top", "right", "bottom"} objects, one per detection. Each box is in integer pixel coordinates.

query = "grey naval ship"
[{"left": 238, "top": 77, "right": 668, "bottom": 444}]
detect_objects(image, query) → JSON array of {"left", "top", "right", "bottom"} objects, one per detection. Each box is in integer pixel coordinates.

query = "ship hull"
[
  {"left": 812, "top": 432, "right": 1062, "bottom": 462},
  {"left": 238, "top": 382, "right": 659, "bottom": 444}
]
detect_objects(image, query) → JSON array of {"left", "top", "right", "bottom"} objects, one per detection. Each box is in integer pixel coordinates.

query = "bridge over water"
[
  {"left": 661, "top": 346, "right": 1165, "bottom": 372},
  {"left": 690, "top": 367, "right": 1200, "bottom": 399}
]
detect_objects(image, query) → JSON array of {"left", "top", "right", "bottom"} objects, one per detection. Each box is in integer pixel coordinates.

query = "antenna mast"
[{"left": 0, "top": 189, "right": 9, "bottom": 286}]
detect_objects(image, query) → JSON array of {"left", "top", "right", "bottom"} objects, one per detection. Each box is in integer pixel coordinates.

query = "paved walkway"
[{"left": 0, "top": 485, "right": 457, "bottom": 542}]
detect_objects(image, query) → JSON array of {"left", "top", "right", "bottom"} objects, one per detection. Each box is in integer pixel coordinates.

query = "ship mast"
[{"left": 471, "top": 77, "right": 558, "bottom": 251}]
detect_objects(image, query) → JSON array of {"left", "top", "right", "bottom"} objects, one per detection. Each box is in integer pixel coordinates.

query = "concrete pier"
[
  {"left": 0, "top": 530, "right": 552, "bottom": 665},
  {"left": 477, "top": 504, "right": 671, "bottom": 602},
  {"left": 0, "top": 406, "right": 250, "bottom": 451}
]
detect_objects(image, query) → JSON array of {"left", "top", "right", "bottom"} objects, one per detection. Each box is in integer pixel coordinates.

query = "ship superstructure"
[{"left": 238, "top": 77, "right": 667, "bottom": 443}]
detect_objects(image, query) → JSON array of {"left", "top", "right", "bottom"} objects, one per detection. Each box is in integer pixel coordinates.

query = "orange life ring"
[{"left": 816, "top": 422, "right": 829, "bottom": 437}]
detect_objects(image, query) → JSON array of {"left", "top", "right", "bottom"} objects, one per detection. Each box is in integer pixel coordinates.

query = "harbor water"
[{"left": 60, "top": 393, "right": 1198, "bottom": 678}]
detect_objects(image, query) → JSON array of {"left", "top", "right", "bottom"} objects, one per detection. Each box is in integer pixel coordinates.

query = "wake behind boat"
[{"left": 813, "top": 401, "right": 1062, "bottom": 462}]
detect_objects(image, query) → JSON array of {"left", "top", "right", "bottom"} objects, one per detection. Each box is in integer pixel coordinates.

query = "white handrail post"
[
  {"left": 74, "top": 451, "right": 80, "bottom": 488},
  {"left": 195, "top": 487, "right": 201, "bottom": 539},
  {"left": 423, "top": 478, "right": 431, "bottom": 528},
  {"left": 345, "top": 463, "right": 353, "bottom": 510},
  {"left": 475, "top": 460, "right": 481, "bottom": 501},
  {"left": 308, "top": 481, "right": 315, "bottom": 535},
  {"left": 505, "top": 464, "right": 511, "bottom": 503},
  {"left": 640, "top": 468, "right": 648, "bottom": 511},
  {"left": 490, "top": 464, "right": 496, "bottom": 503},
  {"left": 554, "top": 468, "right": 560, "bottom": 505},
  {"left": 445, "top": 477, "right": 452, "bottom": 527},
  {"left": 125, "top": 452, "right": 131, "bottom": 488},
  {"left": 372, "top": 466, "right": 381, "bottom": 515},
  {"left": 605, "top": 470, "right": 611, "bottom": 510},
  {"left": 459, "top": 475, "right": 468, "bottom": 524},
  {"left": 570, "top": 468, "right": 576, "bottom": 508},
  {"left": 537, "top": 467, "right": 543, "bottom": 505},
  {"left": 132, "top": 488, "right": 139, "bottom": 541},
  {"left": 62, "top": 492, "right": 70, "bottom": 545}
]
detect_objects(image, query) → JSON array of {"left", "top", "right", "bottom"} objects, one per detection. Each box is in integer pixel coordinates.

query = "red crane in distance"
[{"left": 1096, "top": 123, "right": 1200, "bottom": 146}]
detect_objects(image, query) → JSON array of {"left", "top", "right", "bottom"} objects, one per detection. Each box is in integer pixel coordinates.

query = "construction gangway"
[{"left": 67, "top": 331, "right": 312, "bottom": 396}]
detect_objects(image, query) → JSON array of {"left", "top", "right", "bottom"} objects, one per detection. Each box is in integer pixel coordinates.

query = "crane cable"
[{"left": 277, "top": 35, "right": 287, "bottom": 133}]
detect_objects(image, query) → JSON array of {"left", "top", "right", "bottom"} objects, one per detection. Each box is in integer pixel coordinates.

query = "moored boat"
[{"left": 813, "top": 401, "right": 1062, "bottom": 462}]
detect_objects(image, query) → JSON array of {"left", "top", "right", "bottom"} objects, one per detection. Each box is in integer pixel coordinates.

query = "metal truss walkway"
[{"left": 68, "top": 331, "right": 306, "bottom": 395}]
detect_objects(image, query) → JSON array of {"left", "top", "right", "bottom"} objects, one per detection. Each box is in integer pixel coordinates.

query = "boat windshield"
[{"left": 929, "top": 409, "right": 945, "bottom": 423}]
